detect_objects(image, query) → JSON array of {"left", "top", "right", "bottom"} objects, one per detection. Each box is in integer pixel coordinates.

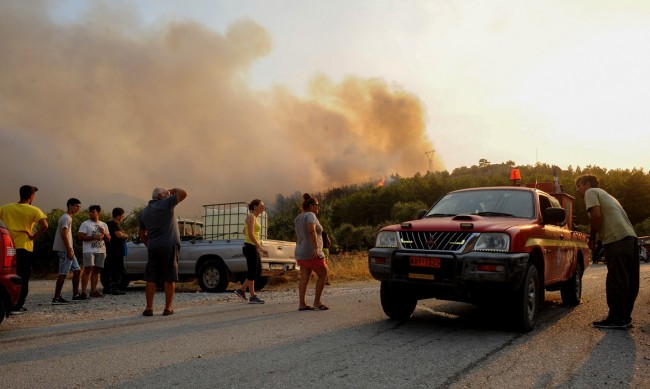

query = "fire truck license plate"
[{"left": 409, "top": 256, "right": 441, "bottom": 268}]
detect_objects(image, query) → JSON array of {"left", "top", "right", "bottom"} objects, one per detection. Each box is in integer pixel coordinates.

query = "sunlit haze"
[{"left": 1, "top": 0, "right": 648, "bottom": 216}]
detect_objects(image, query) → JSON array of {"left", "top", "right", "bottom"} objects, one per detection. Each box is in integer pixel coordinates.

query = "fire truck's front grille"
[{"left": 398, "top": 231, "right": 473, "bottom": 251}]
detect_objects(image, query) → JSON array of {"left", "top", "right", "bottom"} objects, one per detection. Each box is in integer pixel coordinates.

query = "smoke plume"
[{"left": 0, "top": 2, "right": 440, "bottom": 216}]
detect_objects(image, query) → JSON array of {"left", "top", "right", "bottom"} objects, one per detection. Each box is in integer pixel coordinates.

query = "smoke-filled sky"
[{"left": 2, "top": 1, "right": 649, "bottom": 217}]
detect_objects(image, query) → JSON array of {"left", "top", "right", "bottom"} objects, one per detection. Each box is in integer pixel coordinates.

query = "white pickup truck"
[{"left": 121, "top": 202, "right": 297, "bottom": 292}]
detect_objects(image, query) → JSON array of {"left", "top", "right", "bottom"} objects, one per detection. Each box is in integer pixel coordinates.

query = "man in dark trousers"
[
  {"left": 104, "top": 207, "right": 129, "bottom": 295},
  {"left": 576, "top": 175, "right": 639, "bottom": 329},
  {"left": 0, "top": 185, "right": 48, "bottom": 312},
  {"left": 139, "top": 187, "right": 187, "bottom": 317}
]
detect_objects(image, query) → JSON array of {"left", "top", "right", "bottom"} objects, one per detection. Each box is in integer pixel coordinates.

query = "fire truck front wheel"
[
  {"left": 512, "top": 264, "right": 540, "bottom": 332},
  {"left": 380, "top": 281, "right": 417, "bottom": 321}
]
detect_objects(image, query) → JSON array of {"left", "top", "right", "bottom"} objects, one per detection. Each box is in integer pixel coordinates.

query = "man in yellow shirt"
[{"left": 0, "top": 185, "right": 48, "bottom": 312}]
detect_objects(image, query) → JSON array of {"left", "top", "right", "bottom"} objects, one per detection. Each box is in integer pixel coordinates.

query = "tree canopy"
[
  {"left": 268, "top": 162, "right": 650, "bottom": 252},
  {"left": 27, "top": 161, "right": 650, "bottom": 271}
]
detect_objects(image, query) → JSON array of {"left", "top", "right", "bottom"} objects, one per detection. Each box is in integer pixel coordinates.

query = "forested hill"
[{"left": 268, "top": 162, "right": 650, "bottom": 252}]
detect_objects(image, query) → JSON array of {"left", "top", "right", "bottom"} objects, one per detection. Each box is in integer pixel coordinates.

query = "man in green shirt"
[{"left": 576, "top": 175, "right": 638, "bottom": 329}]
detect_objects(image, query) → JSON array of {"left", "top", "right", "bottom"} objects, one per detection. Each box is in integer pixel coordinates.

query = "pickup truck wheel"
[
  {"left": 254, "top": 276, "right": 268, "bottom": 291},
  {"left": 560, "top": 264, "right": 583, "bottom": 306},
  {"left": 513, "top": 264, "right": 540, "bottom": 332},
  {"left": 198, "top": 259, "right": 229, "bottom": 293},
  {"left": 380, "top": 281, "right": 417, "bottom": 320}
]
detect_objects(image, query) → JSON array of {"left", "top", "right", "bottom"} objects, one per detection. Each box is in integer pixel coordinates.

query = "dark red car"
[{"left": 0, "top": 219, "right": 20, "bottom": 324}]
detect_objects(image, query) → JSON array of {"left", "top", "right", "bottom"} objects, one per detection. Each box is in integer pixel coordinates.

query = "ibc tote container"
[{"left": 202, "top": 202, "right": 268, "bottom": 241}]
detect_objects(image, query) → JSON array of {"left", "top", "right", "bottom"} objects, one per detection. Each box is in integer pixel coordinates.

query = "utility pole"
[{"left": 424, "top": 149, "right": 435, "bottom": 172}]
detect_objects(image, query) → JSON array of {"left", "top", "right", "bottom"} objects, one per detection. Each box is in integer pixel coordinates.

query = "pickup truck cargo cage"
[{"left": 202, "top": 202, "right": 268, "bottom": 241}]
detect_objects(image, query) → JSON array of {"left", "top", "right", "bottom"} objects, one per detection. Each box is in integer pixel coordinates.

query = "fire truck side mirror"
[{"left": 543, "top": 207, "right": 566, "bottom": 226}]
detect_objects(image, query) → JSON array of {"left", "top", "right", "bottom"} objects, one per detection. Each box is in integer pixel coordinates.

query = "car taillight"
[{"left": 2, "top": 231, "right": 16, "bottom": 268}]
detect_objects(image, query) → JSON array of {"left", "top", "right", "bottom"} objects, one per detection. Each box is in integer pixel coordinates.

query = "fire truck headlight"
[
  {"left": 474, "top": 233, "right": 510, "bottom": 252},
  {"left": 375, "top": 231, "right": 398, "bottom": 248}
]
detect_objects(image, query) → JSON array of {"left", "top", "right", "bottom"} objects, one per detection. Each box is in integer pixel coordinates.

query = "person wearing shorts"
[
  {"left": 144, "top": 245, "right": 180, "bottom": 285},
  {"left": 52, "top": 198, "right": 83, "bottom": 304},
  {"left": 139, "top": 187, "right": 187, "bottom": 317},
  {"left": 78, "top": 205, "right": 110, "bottom": 298},
  {"left": 294, "top": 193, "right": 329, "bottom": 311}
]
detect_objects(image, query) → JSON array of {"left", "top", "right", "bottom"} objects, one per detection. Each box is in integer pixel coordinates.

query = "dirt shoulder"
[{"left": 2, "top": 276, "right": 377, "bottom": 330}]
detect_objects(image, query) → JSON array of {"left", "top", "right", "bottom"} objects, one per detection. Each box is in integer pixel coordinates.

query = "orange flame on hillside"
[{"left": 376, "top": 177, "right": 386, "bottom": 187}]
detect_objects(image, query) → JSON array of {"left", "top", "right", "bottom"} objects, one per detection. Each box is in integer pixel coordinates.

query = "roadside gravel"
[{"left": 3, "top": 277, "right": 376, "bottom": 329}]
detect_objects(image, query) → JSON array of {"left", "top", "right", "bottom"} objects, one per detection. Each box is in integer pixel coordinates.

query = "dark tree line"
[
  {"left": 26, "top": 161, "right": 650, "bottom": 271},
  {"left": 267, "top": 162, "right": 650, "bottom": 252}
]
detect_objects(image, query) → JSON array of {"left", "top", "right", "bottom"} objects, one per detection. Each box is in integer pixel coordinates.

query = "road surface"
[{"left": 0, "top": 264, "right": 648, "bottom": 388}]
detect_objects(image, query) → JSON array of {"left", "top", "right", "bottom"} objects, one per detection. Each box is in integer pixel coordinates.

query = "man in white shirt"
[{"left": 78, "top": 205, "right": 110, "bottom": 298}]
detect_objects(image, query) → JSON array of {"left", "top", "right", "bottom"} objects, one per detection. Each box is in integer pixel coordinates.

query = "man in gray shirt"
[{"left": 139, "top": 187, "right": 187, "bottom": 317}]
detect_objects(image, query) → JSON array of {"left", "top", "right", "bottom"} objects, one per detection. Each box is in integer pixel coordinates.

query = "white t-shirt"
[{"left": 79, "top": 219, "right": 109, "bottom": 253}]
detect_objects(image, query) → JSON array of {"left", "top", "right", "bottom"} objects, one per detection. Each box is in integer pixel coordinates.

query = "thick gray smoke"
[{"left": 0, "top": 2, "right": 440, "bottom": 216}]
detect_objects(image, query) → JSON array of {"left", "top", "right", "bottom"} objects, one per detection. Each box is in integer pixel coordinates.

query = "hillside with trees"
[
  {"left": 268, "top": 161, "right": 650, "bottom": 252},
  {"left": 28, "top": 161, "right": 650, "bottom": 271}
]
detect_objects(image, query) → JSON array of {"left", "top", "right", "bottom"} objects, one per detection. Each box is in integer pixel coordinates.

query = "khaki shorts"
[{"left": 83, "top": 252, "right": 106, "bottom": 268}]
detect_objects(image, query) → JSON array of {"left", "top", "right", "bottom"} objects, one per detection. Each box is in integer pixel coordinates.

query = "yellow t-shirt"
[
  {"left": 244, "top": 216, "right": 261, "bottom": 245},
  {"left": 0, "top": 202, "right": 47, "bottom": 251}
]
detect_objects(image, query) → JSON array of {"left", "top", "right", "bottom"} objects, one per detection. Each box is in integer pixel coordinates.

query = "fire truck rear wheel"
[{"left": 560, "top": 263, "right": 583, "bottom": 306}]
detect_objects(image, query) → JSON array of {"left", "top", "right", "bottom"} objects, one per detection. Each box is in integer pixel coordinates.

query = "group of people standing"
[
  {"left": 0, "top": 184, "right": 185, "bottom": 317},
  {"left": 0, "top": 177, "right": 640, "bottom": 327},
  {"left": 0, "top": 184, "right": 332, "bottom": 318},
  {"left": 51, "top": 199, "right": 130, "bottom": 304}
]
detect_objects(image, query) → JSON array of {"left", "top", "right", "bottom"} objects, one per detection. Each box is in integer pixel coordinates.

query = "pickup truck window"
[{"left": 427, "top": 189, "right": 534, "bottom": 219}]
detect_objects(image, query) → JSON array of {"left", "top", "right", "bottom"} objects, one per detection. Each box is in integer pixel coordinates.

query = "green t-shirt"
[{"left": 584, "top": 188, "right": 636, "bottom": 244}]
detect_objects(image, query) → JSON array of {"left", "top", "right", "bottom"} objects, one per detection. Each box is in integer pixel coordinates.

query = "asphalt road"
[{"left": 1, "top": 263, "right": 649, "bottom": 389}]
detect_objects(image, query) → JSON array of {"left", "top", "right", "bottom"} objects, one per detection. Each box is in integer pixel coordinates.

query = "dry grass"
[
  {"left": 326, "top": 251, "right": 372, "bottom": 281},
  {"left": 266, "top": 251, "right": 371, "bottom": 288},
  {"left": 31, "top": 252, "right": 373, "bottom": 292}
]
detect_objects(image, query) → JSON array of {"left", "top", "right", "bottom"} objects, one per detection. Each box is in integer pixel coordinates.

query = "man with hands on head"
[{"left": 139, "top": 187, "right": 187, "bottom": 317}]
